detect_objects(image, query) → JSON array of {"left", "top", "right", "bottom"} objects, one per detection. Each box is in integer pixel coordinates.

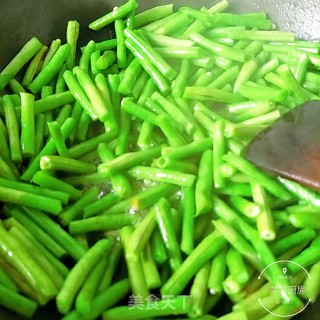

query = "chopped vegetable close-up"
[{"left": 1, "top": 0, "right": 320, "bottom": 319}]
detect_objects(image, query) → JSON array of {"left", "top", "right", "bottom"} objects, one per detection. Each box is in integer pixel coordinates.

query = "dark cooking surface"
[
  {"left": 1, "top": 0, "right": 320, "bottom": 319},
  {"left": 1, "top": 0, "right": 320, "bottom": 70}
]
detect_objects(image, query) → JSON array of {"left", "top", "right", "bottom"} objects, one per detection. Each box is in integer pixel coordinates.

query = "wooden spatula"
[{"left": 246, "top": 101, "right": 320, "bottom": 191}]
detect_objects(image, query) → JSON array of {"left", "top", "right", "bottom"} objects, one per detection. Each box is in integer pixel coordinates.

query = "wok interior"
[{"left": 1, "top": 0, "right": 319, "bottom": 70}]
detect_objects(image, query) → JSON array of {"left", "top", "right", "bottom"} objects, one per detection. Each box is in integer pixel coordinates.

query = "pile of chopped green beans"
[{"left": 0, "top": 0, "right": 320, "bottom": 319}]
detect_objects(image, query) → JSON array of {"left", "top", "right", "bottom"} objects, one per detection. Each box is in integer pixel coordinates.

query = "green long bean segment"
[
  {"left": 155, "top": 198, "right": 182, "bottom": 272},
  {"left": 129, "top": 166, "right": 196, "bottom": 187},
  {"left": 23, "top": 207, "right": 87, "bottom": 260},
  {"left": 0, "top": 224, "right": 58, "bottom": 302},
  {"left": 0, "top": 283, "right": 38, "bottom": 318},
  {"left": 1, "top": 0, "right": 320, "bottom": 319},
  {"left": 7, "top": 207, "right": 68, "bottom": 260},
  {"left": 20, "top": 93, "right": 36, "bottom": 156},
  {"left": 89, "top": 0, "right": 138, "bottom": 31},
  {"left": 0, "top": 185, "right": 62, "bottom": 214},
  {"left": 28, "top": 44, "right": 70, "bottom": 94},
  {"left": 0, "top": 37, "right": 43, "bottom": 91},
  {"left": 3, "top": 95, "right": 22, "bottom": 163},
  {"left": 56, "top": 239, "right": 112, "bottom": 314}
]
